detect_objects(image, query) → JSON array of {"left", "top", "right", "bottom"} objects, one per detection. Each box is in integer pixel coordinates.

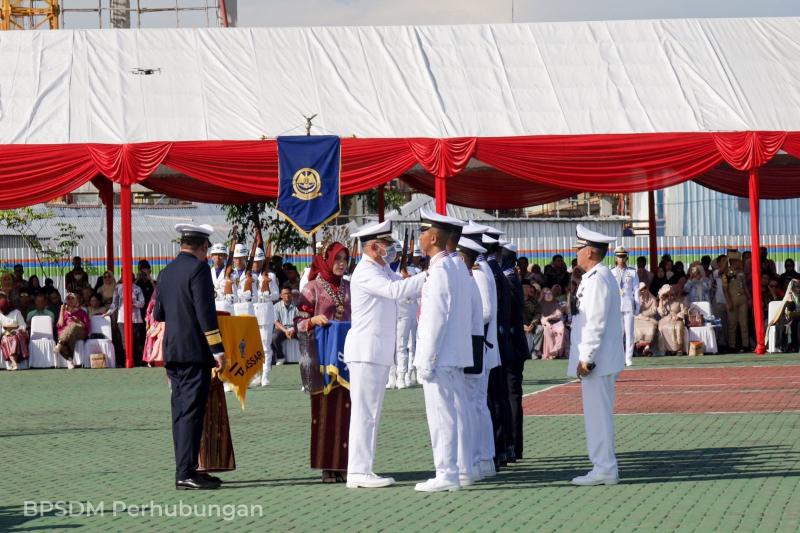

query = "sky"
[{"left": 232, "top": 0, "right": 800, "bottom": 27}]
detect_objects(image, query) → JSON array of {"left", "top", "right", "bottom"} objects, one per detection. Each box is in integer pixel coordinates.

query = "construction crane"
[{"left": 0, "top": 0, "right": 60, "bottom": 30}]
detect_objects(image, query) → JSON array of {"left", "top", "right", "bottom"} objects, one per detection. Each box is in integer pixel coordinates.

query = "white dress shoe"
[
  {"left": 346, "top": 474, "right": 396, "bottom": 489},
  {"left": 458, "top": 474, "right": 474, "bottom": 486},
  {"left": 480, "top": 460, "right": 496, "bottom": 478},
  {"left": 571, "top": 471, "right": 619, "bottom": 486},
  {"left": 397, "top": 378, "right": 409, "bottom": 389},
  {"left": 414, "top": 478, "right": 460, "bottom": 492},
  {"left": 260, "top": 375, "right": 270, "bottom": 387}
]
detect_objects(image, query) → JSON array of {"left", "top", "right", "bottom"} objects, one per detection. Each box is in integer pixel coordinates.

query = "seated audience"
[
  {"left": 0, "top": 291, "right": 29, "bottom": 370},
  {"left": 26, "top": 293, "right": 55, "bottom": 328},
  {"left": 539, "top": 287, "right": 566, "bottom": 359},
  {"left": 634, "top": 283, "right": 659, "bottom": 356},
  {"left": 684, "top": 265, "right": 711, "bottom": 303},
  {"left": 657, "top": 285, "right": 688, "bottom": 355},
  {"left": 87, "top": 293, "right": 108, "bottom": 316},
  {"left": 55, "top": 292, "right": 90, "bottom": 369},
  {"left": 779, "top": 259, "right": 800, "bottom": 289}
]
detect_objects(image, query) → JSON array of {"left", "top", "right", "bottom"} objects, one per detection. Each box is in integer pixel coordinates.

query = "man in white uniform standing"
[
  {"left": 343, "top": 220, "right": 426, "bottom": 489},
  {"left": 569, "top": 225, "right": 625, "bottom": 486},
  {"left": 611, "top": 246, "right": 640, "bottom": 367},
  {"left": 415, "top": 213, "right": 472, "bottom": 493},
  {"left": 208, "top": 243, "right": 229, "bottom": 302}
]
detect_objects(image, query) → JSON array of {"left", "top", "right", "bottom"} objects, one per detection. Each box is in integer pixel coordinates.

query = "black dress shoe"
[
  {"left": 176, "top": 476, "right": 220, "bottom": 490},
  {"left": 199, "top": 473, "right": 222, "bottom": 484},
  {"left": 506, "top": 448, "right": 517, "bottom": 463}
]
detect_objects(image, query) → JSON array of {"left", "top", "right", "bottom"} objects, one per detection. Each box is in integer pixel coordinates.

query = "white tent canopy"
[{"left": 2, "top": 17, "right": 800, "bottom": 144}]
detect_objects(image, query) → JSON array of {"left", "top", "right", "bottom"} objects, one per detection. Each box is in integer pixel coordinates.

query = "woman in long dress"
[
  {"left": 539, "top": 287, "right": 566, "bottom": 359},
  {"left": 634, "top": 283, "right": 659, "bottom": 355},
  {"left": 143, "top": 289, "right": 165, "bottom": 367},
  {"left": 684, "top": 265, "right": 712, "bottom": 303},
  {"left": 55, "top": 292, "right": 90, "bottom": 369},
  {"left": 0, "top": 292, "right": 29, "bottom": 370},
  {"left": 657, "top": 285, "right": 688, "bottom": 355},
  {"left": 295, "top": 242, "right": 351, "bottom": 483}
]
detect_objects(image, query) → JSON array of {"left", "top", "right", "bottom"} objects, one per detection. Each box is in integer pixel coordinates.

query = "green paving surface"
[{"left": 2, "top": 353, "right": 799, "bottom": 532}]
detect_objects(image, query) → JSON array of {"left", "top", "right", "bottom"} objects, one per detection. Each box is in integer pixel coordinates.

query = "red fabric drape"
[
  {"left": 401, "top": 169, "right": 576, "bottom": 210},
  {"left": 120, "top": 184, "right": 134, "bottom": 368},
  {"left": 144, "top": 175, "right": 272, "bottom": 204},
  {"left": 473, "top": 133, "right": 724, "bottom": 192},
  {"left": 87, "top": 142, "right": 173, "bottom": 185},
  {"left": 694, "top": 166, "right": 800, "bottom": 198},
  {"left": 0, "top": 144, "right": 97, "bottom": 208},
  {"left": 712, "top": 131, "right": 786, "bottom": 171},
  {"left": 3, "top": 132, "right": 800, "bottom": 212}
]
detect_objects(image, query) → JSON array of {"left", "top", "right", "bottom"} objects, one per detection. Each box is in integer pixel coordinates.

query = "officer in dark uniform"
[{"left": 154, "top": 223, "right": 227, "bottom": 490}]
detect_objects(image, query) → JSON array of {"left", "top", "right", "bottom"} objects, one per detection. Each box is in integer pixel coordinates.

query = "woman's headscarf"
[
  {"left": 65, "top": 292, "right": 79, "bottom": 309},
  {"left": 540, "top": 288, "right": 560, "bottom": 317},
  {"left": 768, "top": 279, "right": 800, "bottom": 328},
  {"left": 308, "top": 242, "right": 349, "bottom": 287}
]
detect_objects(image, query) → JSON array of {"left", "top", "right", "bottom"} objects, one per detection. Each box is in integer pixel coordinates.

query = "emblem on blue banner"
[
  {"left": 277, "top": 135, "right": 341, "bottom": 236},
  {"left": 315, "top": 320, "right": 351, "bottom": 393}
]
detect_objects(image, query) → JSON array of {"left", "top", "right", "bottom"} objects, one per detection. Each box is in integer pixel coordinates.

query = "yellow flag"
[{"left": 217, "top": 315, "right": 264, "bottom": 410}]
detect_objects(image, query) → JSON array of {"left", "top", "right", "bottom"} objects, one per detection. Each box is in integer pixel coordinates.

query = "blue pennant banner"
[
  {"left": 276, "top": 135, "right": 341, "bottom": 236},
  {"left": 315, "top": 320, "right": 351, "bottom": 393}
]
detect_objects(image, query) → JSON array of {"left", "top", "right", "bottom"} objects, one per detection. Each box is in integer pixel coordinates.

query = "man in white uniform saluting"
[
  {"left": 569, "top": 224, "right": 625, "bottom": 486},
  {"left": 344, "top": 220, "right": 426, "bottom": 489}
]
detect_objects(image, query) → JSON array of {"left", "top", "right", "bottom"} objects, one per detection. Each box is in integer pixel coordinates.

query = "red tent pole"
[
  {"left": 120, "top": 184, "right": 135, "bottom": 368},
  {"left": 648, "top": 190, "right": 657, "bottom": 272},
  {"left": 435, "top": 175, "right": 447, "bottom": 215},
  {"left": 749, "top": 168, "right": 766, "bottom": 355},
  {"left": 377, "top": 184, "right": 385, "bottom": 222},
  {"left": 104, "top": 190, "right": 114, "bottom": 273}
]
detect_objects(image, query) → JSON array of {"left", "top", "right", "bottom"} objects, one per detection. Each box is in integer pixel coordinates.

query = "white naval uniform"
[
  {"left": 471, "top": 258, "right": 499, "bottom": 465},
  {"left": 210, "top": 264, "right": 235, "bottom": 314},
  {"left": 251, "top": 271, "right": 279, "bottom": 383},
  {"left": 395, "top": 265, "right": 421, "bottom": 382},
  {"left": 611, "top": 265, "right": 640, "bottom": 366},
  {"left": 568, "top": 263, "right": 625, "bottom": 478},
  {"left": 416, "top": 251, "right": 472, "bottom": 484},
  {"left": 343, "top": 256, "right": 426, "bottom": 476},
  {"left": 233, "top": 270, "right": 255, "bottom": 318},
  {"left": 449, "top": 252, "right": 477, "bottom": 479}
]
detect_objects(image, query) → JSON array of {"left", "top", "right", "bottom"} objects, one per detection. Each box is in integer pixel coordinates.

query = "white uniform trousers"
[
  {"left": 622, "top": 312, "right": 635, "bottom": 365},
  {"left": 254, "top": 302, "right": 274, "bottom": 379},
  {"left": 464, "top": 370, "right": 494, "bottom": 465},
  {"left": 347, "top": 362, "right": 391, "bottom": 476},
  {"left": 580, "top": 373, "right": 619, "bottom": 477},
  {"left": 421, "top": 367, "right": 462, "bottom": 482},
  {"left": 454, "top": 370, "right": 474, "bottom": 478},
  {"left": 395, "top": 314, "right": 415, "bottom": 376}
]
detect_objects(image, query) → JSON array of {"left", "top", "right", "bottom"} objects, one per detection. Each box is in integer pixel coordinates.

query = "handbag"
[{"left": 464, "top": 335, "right": 484, "bottom": 375}]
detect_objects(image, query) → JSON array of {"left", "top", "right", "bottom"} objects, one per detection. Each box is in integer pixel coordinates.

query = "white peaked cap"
[
  {"left": 462, "top": 221, "right": 491, "bottom": 235},
  {"left": 254, "top": 248, "right": 266, "bottom": 262},
  {"left": 209, "top": 243, "right": 228, "bottom": 255},
  {"left": 233, "top": 243, "right": 249, "bottom": 258},
  {"left": 576, "top": 224, "right": 616, "bottom": 250},
  {"left": 503, "top": 243, "right": 518, "bottom": 252},
  {"left": 419, "top": 207, "right": 466, "bottom": 230},
  {"left": 351, "top": 220, "right": 393, "bottom": 243},
  {"left": 482, "top": 234, "right": 499, "bottom": 245},
  {"left": 175, "top": 223, "right": 214, "bottom": 240},
  {"left": 458, "top": 237, "right": 487, "bottom": 254}
]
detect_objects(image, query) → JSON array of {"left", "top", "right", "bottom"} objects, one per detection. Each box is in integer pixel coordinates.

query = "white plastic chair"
[
  {"left": 28, "top": 315, "right": 56, "bottom": 368},
  {"left": 767, "top": 300, "right": 784, "bottom": 353},
  {"left": 77, "top": 315, "right": 116, "bottom": 368},
  {"left": 687, "top": 301, "right": 718, "bottom": 354}
]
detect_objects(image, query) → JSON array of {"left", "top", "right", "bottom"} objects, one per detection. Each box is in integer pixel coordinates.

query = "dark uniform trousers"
[
  {"left": 488, "top": 365, "right": 511, "bottom": 461},
  {"left": 505, "top": 357, "right": 525, "bottom": 459},
  {"left": 166, "top": 362, "right": 212, "bottom": 481}
]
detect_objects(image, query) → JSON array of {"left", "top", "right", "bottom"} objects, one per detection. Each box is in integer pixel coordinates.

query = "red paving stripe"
[{"left": 523, "top": 365, "right": 800, "bottom": 416}]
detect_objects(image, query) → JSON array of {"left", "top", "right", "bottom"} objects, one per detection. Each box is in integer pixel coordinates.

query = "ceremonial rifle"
[
  {"left": 243, "top": 234, "right": 259, "bottom": 294},
  {"left": 398, "top": 229, "right": 410, "bottom": 277},
  {"left": 348, "top": 238, "right": 358, "bottom": 274},
  {"left": 223, "top": 225, "right": 238, "bottom": 296}
]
